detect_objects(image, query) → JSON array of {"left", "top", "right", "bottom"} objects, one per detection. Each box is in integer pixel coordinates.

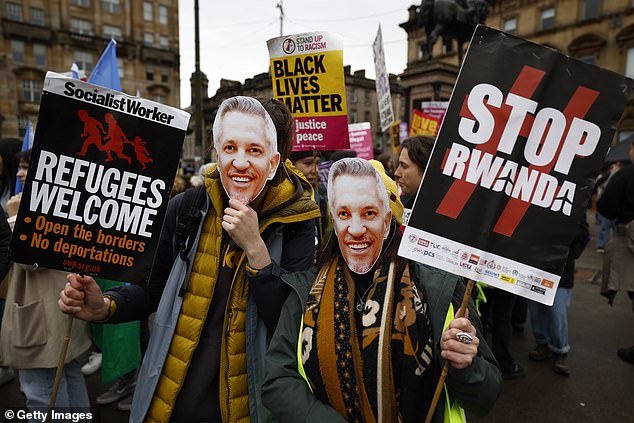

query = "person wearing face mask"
[
  {"left": 58, "top": 97, "right": 321, "bottom": 423},
  {"left": 262, "top": 158, "right": 501, "bottom": 423},
  {"left": 289, "top": 150, "right": 331, "bottom": 250}
]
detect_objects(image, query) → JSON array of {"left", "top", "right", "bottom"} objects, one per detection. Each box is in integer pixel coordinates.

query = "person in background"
[
  {"left": 394, "top": 135, "right": 435, "bottom": 224},
  {"left": 527, "top": 218, "right": 589, "bottom": 375},
  {"left": 376, "top": 151, "right": 396, "bottom": 179},
  {"left": 595, "top": 162, "right": 623, "bottom": 253},
  {"left": 0, "top": 139, "right": 21, "bottom": 212},
  {"left": 289, "top": 150, "right": 330, "bottom": 248},
  {"left": 0, "top": 203, "right": 13, "bottom": 386},
  {"left": 0, "top": 149, "right": 92, "bottom": 415},
  {"left": 597, "top": 140, "right": 634, "bottom": 364}
]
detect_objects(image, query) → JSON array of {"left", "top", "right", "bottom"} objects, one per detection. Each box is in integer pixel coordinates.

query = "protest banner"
[
  {"left": 373, "top": 25, "right": 394, "bottom": 132},
  {"left": 421, "top": 101, "right": 448, "bottom": 121},
  {"left": 399, "top": 26, "right": 632, "bottom": 305},
  {"left": 9, "top": 72, "right": 190, "bottom": 284},
  {"left": 409, "top": 109, "right": 442, "bottom": 137},
  {"left": 399, "top": 121, "right": 409, "bottom": 143},
  {"left": 268, "top": 31, "right": 350, "bottom": 151},
  {"left": 348, "top": 122, "right": 374, "bottom": 159}
]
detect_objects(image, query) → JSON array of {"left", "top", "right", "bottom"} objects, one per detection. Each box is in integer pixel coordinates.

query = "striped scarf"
[{"left": 301, "top": 258, "right": 436, "bottom": 422}]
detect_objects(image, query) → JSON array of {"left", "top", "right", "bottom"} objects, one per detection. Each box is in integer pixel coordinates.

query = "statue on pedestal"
[{"left": 418, "top": 0, "right": 490, "bottom": 63}]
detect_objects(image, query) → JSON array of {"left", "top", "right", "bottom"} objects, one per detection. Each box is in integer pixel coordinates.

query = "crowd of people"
[{"left": 0, "top": 95, "right": 631, "bottom": 423}]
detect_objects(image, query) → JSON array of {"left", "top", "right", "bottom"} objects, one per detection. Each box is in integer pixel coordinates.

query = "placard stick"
[
  {"left": 424, "top": 279, "right": 475, "bottom": 423},
  {"left": 47, "top": 314, "right": 74, "bottom": 420}
]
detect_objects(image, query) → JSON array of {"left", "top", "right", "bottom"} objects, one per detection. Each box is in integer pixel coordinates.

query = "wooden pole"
[
  {"left": 47, "top": 314, "right": 74, "bottom": 420},
  {"left": 424, "top": 279, "right": 475, "bottom": 423}
]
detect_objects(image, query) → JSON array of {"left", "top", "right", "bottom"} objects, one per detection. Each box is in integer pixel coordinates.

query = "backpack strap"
[{"left": 174, "top": 185, "right": 207, "bottom": 296}]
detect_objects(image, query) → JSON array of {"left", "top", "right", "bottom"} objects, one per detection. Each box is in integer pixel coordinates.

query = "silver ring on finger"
[{"left": 456, "top": 332, "right": 473, "bottom": 344}]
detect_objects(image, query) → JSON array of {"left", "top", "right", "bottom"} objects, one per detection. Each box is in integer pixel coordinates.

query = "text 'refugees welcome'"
[{"left": 30, "top": 150, "right": 165, "bottom": 237}]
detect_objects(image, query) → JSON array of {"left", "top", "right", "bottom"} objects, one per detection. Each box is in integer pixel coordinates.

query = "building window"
[
  {"left": 71, "top": 18, "right": 93, "bottom": 35},
  {"left": 159, "top": 5, "right": 168, "bottom": 24},
  {"left": 70, "top": 0, "right": 90, "bottom": 7},
  {"left": 349, "top": 110, "right": 357, "bottom": 123},
  {"left": 155, "top": 94, "right": 165, "bottom": 104},
  {"left": 6, "top": 2, "right": 23, "bottom": 21},
  {"left": 161, "top": 66, "right": 169, "bottom": 83},
  {"left": 74, "top": 50, "right": 93, "bottom": 71},
  {"left": 541, "top": 7, "right": 555, "bottom": 30},
  {"left": 34, "top": 44, "right": 46, "bottom": 66},
  {"left": 626, "top": 48, "right": 634, "bottom": 78},
  {"left": 350, "top": 89, "right": 358, "bottom": 103},
  {"left": 11, "top": 40, "right": 25, "bottom": 64},
  {"left": 116, "top": 58, "right": 124, "bottom": 79},
  {"left": 17, "top": 116, "right": 29, "bottom": 137},
  {"left": 144, "top": 2, "right": 153, "bottom": 21},
  {"left": 144, "top": 32, "right": 154, "bottom": 46},
  {"left": 503, "top": 17, "right": 517, "bottom": 34},
  {"left": 102, "top": 0, "right": 120, "bottom": 14},
  {"left": 23, "top": 80, "right": 42, "bottom": 103},
  {"left": 159, "top": 35, "right": 169, "bottom": 49},
  {"left": 582, "top": 0, "right": 600, "bottom": 19},
  {"left": 30, "top": 7, "right": 45, "bottom": 26},
  {"left": 146, "top": 64, "right": 155, "bottom": 81},
  {"left": 364, "top": 111, "right": 371, "bottom": 122},
  {"left": 103, "top": 25, "right": 122, "bottom": 40}
]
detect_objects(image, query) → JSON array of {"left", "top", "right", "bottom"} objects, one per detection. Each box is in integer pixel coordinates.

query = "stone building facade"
[{"left": 0, "top": 0, "right": 180, "bottom": 139}]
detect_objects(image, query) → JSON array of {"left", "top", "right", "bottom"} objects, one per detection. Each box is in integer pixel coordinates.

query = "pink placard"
[
  {"left": 348, "top": 122, "right": 373, "bottom": 160},
  {"left": 292, "top": 115, "right": 350, "bottom": 151}
]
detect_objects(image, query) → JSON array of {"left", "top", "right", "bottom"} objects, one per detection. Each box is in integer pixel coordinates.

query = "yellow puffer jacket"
[{"left": 145, "top": 163, "right": 320, "bottom": 423}]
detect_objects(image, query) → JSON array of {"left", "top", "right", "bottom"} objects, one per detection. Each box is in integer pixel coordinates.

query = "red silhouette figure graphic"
[
  {"left": 103, "top": 113, "right": 133, "bottom": 164},
  {"left": 77, "top": 110, "right": 106, "bottom": 156},
  {"left": 129, "top": 136, "right": 154, "bottom": 170}
]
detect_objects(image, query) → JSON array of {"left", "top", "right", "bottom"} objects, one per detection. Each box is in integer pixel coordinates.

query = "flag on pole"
[
  {"left": 88, "top": 39, "right": 122, "bottom": 91},
  {"left": 14, "top": 120, "right": 34, "bottom": 194},
  {"left": 70, "top": 62, "right": 80, "bottom": 80}
]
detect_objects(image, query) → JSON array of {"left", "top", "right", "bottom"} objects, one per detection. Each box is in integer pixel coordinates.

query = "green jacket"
[{"left": 262, "top": 262, "right": 502, "bottom": 423}]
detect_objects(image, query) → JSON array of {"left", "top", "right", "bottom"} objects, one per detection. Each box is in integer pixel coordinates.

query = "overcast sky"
[{"left": 178, "top": 0, "right": 416, "bottom": 108}]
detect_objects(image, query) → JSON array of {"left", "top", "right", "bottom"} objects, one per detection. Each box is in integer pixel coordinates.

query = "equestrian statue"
[{"left": 418, "top": 0, "right": 490, "bottom": 63}]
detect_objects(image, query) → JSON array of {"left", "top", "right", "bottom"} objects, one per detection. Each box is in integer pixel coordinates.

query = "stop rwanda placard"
[
  {"left": 398, "top": 26, "right": 632, "bottom": 305},
  {"left": 10, "top": 72, "right": 190, "bottom": 284}
]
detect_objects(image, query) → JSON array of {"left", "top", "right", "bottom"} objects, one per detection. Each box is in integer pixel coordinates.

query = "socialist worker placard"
[
  {"left": 10, "top": 72, "right": 190, "bottom": 284},
  {"left": 268, "top": 31, "right": 350, "bottom": 151},
  {"left": 398, "top": 26, "right": 632, "bottom": 305}
]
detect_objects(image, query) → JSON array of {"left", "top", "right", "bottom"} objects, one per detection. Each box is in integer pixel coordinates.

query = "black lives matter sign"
[
  {"left": 399, "top": 26, "right": 632, "bottom": 305},
  {"left": 10, "top": 72, "right": 190, "bottom": 283}
]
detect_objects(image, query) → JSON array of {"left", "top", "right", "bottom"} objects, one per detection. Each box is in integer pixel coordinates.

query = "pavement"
[
  {"left": 1, "top": 211, "right": 633, "bottom": 422},
  {"left": 469, "top": 211, "right": 634, "bottom": 423}
]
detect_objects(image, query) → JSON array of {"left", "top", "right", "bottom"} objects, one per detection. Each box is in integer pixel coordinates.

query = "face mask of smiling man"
[
  {"left": 327, "top": 158, "right": 392, "bottom": 274},
  {"left": 213, "top": 96, "right": 281, "bottom": 205}
]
